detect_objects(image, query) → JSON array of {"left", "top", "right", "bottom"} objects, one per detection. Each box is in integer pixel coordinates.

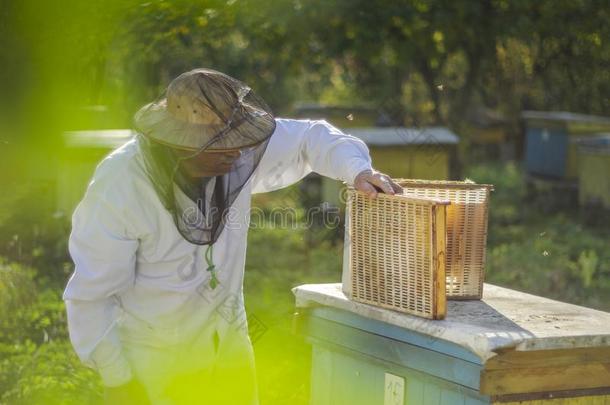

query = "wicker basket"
[
  {"left": 395, "top": 179, "right": 493, "bottom": 299},
  {"left": 342, "top": 188, "right": 450, "bottom": 319}
]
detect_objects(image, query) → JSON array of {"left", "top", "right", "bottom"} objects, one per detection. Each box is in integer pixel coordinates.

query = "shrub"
[{"left": 0, "top": 260, "right": 102, "bottom": 405}]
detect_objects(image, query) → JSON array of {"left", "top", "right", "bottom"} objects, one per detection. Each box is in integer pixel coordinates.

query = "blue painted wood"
[
  {"left": 424, "top": 383, "right": 442, "bottom": 403},
  {"left": 301, "top": 313, "right": 483, "bottom": 390},
  {"left": 441, "top": 387, "right": 466, "bottom": 404},
  {"left": 525, "top": 126, "right": 568, "bottom": 177},
  {"left": 333, "top": 349, "right": 383, "bottom": 404},
  {"left": 406, "top": 377, "right": 425, "bottom": 404},
  {"left": 310, "top": 344, "right": 490, "bottom": 405},
  {"left": 310, "top": 306, "right": 483, "bottom": 365},
  {"left": 311, "top": 346, "right": 332, "bottom": 404}
]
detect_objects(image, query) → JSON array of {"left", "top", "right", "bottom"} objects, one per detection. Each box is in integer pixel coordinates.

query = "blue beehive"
[
  {"left": 293, "top": 283, "right": 610, "bottom": 405},
  {"left": 522, "top": 111, "right": 610, "bottom": 180}
]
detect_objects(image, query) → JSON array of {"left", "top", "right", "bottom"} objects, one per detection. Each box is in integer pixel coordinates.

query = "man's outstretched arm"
[{"left": 251, "top": 118, "right": 401, "bottom": 195}]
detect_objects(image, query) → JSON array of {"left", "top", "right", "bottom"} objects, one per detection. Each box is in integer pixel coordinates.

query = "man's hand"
[
  {"left": 105, "top": 379, "right": 150, "bottom": 405},
  {"left": 353, "top": 169, "right": 403, "bottom": 198}
]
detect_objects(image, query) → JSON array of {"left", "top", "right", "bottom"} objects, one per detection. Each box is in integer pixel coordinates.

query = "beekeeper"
[{"left": 63, "top": 68, "right": 402, "bottom": 404}]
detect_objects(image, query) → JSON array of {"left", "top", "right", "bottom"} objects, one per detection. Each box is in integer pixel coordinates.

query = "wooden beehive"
[
  {"left": 342, "top": 188, "right": 450, "bottom": 319},
  {"left": 395, "top": 179, "right": 493, "bottom": 299},
  {"left": 294, "top": 283, "right": 610, "bottom": 405},
  {"left": 577, "top": 134, "right": 610, "bottom": 210},
  {"left": 522, "top": 111, "right": 610, "bottom": 180}
]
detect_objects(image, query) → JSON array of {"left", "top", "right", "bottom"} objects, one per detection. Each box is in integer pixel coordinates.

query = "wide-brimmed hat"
[{"left": 134, "top": 68, "right": 276, "bottom": 151}]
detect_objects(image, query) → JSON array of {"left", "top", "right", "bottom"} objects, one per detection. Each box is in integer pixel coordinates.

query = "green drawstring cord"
[{"left": 205, "top": 244, "right": 219, "bottom": 289}]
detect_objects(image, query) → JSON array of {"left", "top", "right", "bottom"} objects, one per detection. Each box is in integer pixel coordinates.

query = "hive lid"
[
  {"left": 63, "top": 129, "right": 135, "bottom": 148},
  {"left": 346, "top": 127, "right": 460, "bottom": 145},
  {"left": 521, "top": 110, "right": 610, "bottom": 125},
  {"left": 293, "top": 283, "right": 610, "bottom": 362},
  {"left": 575, "top": 133, "right": 610, "bottom": 154}
]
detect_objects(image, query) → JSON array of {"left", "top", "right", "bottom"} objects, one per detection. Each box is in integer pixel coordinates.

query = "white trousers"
[{"left": 121, "top": 317, "right": 259, "bottom": 405}]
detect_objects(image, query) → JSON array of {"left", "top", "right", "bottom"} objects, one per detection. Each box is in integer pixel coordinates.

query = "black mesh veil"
[{"left": 133, "top": 69, "right": 275, "bottom": 245}]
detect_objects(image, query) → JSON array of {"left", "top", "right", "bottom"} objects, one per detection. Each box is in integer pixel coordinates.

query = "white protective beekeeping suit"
[{"left": 63, "top": 115, "right": 372, "bottom": 404}]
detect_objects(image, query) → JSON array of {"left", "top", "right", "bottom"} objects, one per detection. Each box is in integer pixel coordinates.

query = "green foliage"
[
  {"left": 0, "top": 262, "right": 66, "bottom": 346},
  {"left": 0, "top": 340, "right": 102, "bottom": 405},
  {"left": 3, "top": 0, "right": 608, "bottom": 149},
  {"left": 0, "top": 260, "right": 103, "bottom": 405},
  {"left": 466, "top": 162, "right": 610, "bottom": 310},
  {"left": 578, "top": 250, "right": 599, "bottom": 288},
  {"left": 0, "top": 183, "right": 72, "bottom": 289}
]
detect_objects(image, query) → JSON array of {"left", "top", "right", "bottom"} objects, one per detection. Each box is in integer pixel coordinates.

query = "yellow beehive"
[{"left": 342, "top": 188, "right": 449, "bottom": 319}]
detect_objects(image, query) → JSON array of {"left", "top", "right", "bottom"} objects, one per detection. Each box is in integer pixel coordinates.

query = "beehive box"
[
  {"left": 577, "top": 135, "right": 610, "bottom": 210},
  {"left": 395, "top": 179, "right": 493, "bottom": 300},
  {"left": 294, "top": 283, "right": 610, "bottom": 405},
  {"left": 342, "top": 188, "right": 450, "bottom": 319},
  {"left": 522, "top": 111, "right": 610, "bottom": 180}
]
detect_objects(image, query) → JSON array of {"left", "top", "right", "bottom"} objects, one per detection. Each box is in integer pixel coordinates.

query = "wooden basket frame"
[
  {"left": 343, "top": 188, "right": 450, "bottom": 319},
  {"left": 395, "top": 178, "right": 494, "bottom": 300}
]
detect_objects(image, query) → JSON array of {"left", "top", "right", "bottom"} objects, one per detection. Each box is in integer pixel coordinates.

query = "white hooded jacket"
[{"left": 63, "top": 118, "right": 372, "bottom": 389}]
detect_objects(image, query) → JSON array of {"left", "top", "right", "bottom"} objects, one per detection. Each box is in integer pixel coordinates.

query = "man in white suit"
[{"left": 63, "top": 68, "right": 401, "bottom": 404}]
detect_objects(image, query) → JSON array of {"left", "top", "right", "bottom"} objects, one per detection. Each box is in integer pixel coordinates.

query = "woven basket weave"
[
  {"left": 395, "top": 179, "right": 493, "bottom": 299},
  {"left": 342, "top": 188, "right": 449, "bottom": 319}
]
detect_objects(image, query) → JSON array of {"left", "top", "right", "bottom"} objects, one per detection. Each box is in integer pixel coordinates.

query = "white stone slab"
[{"left": 292, "top": 283, "right": 610, "bottom": 362}]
